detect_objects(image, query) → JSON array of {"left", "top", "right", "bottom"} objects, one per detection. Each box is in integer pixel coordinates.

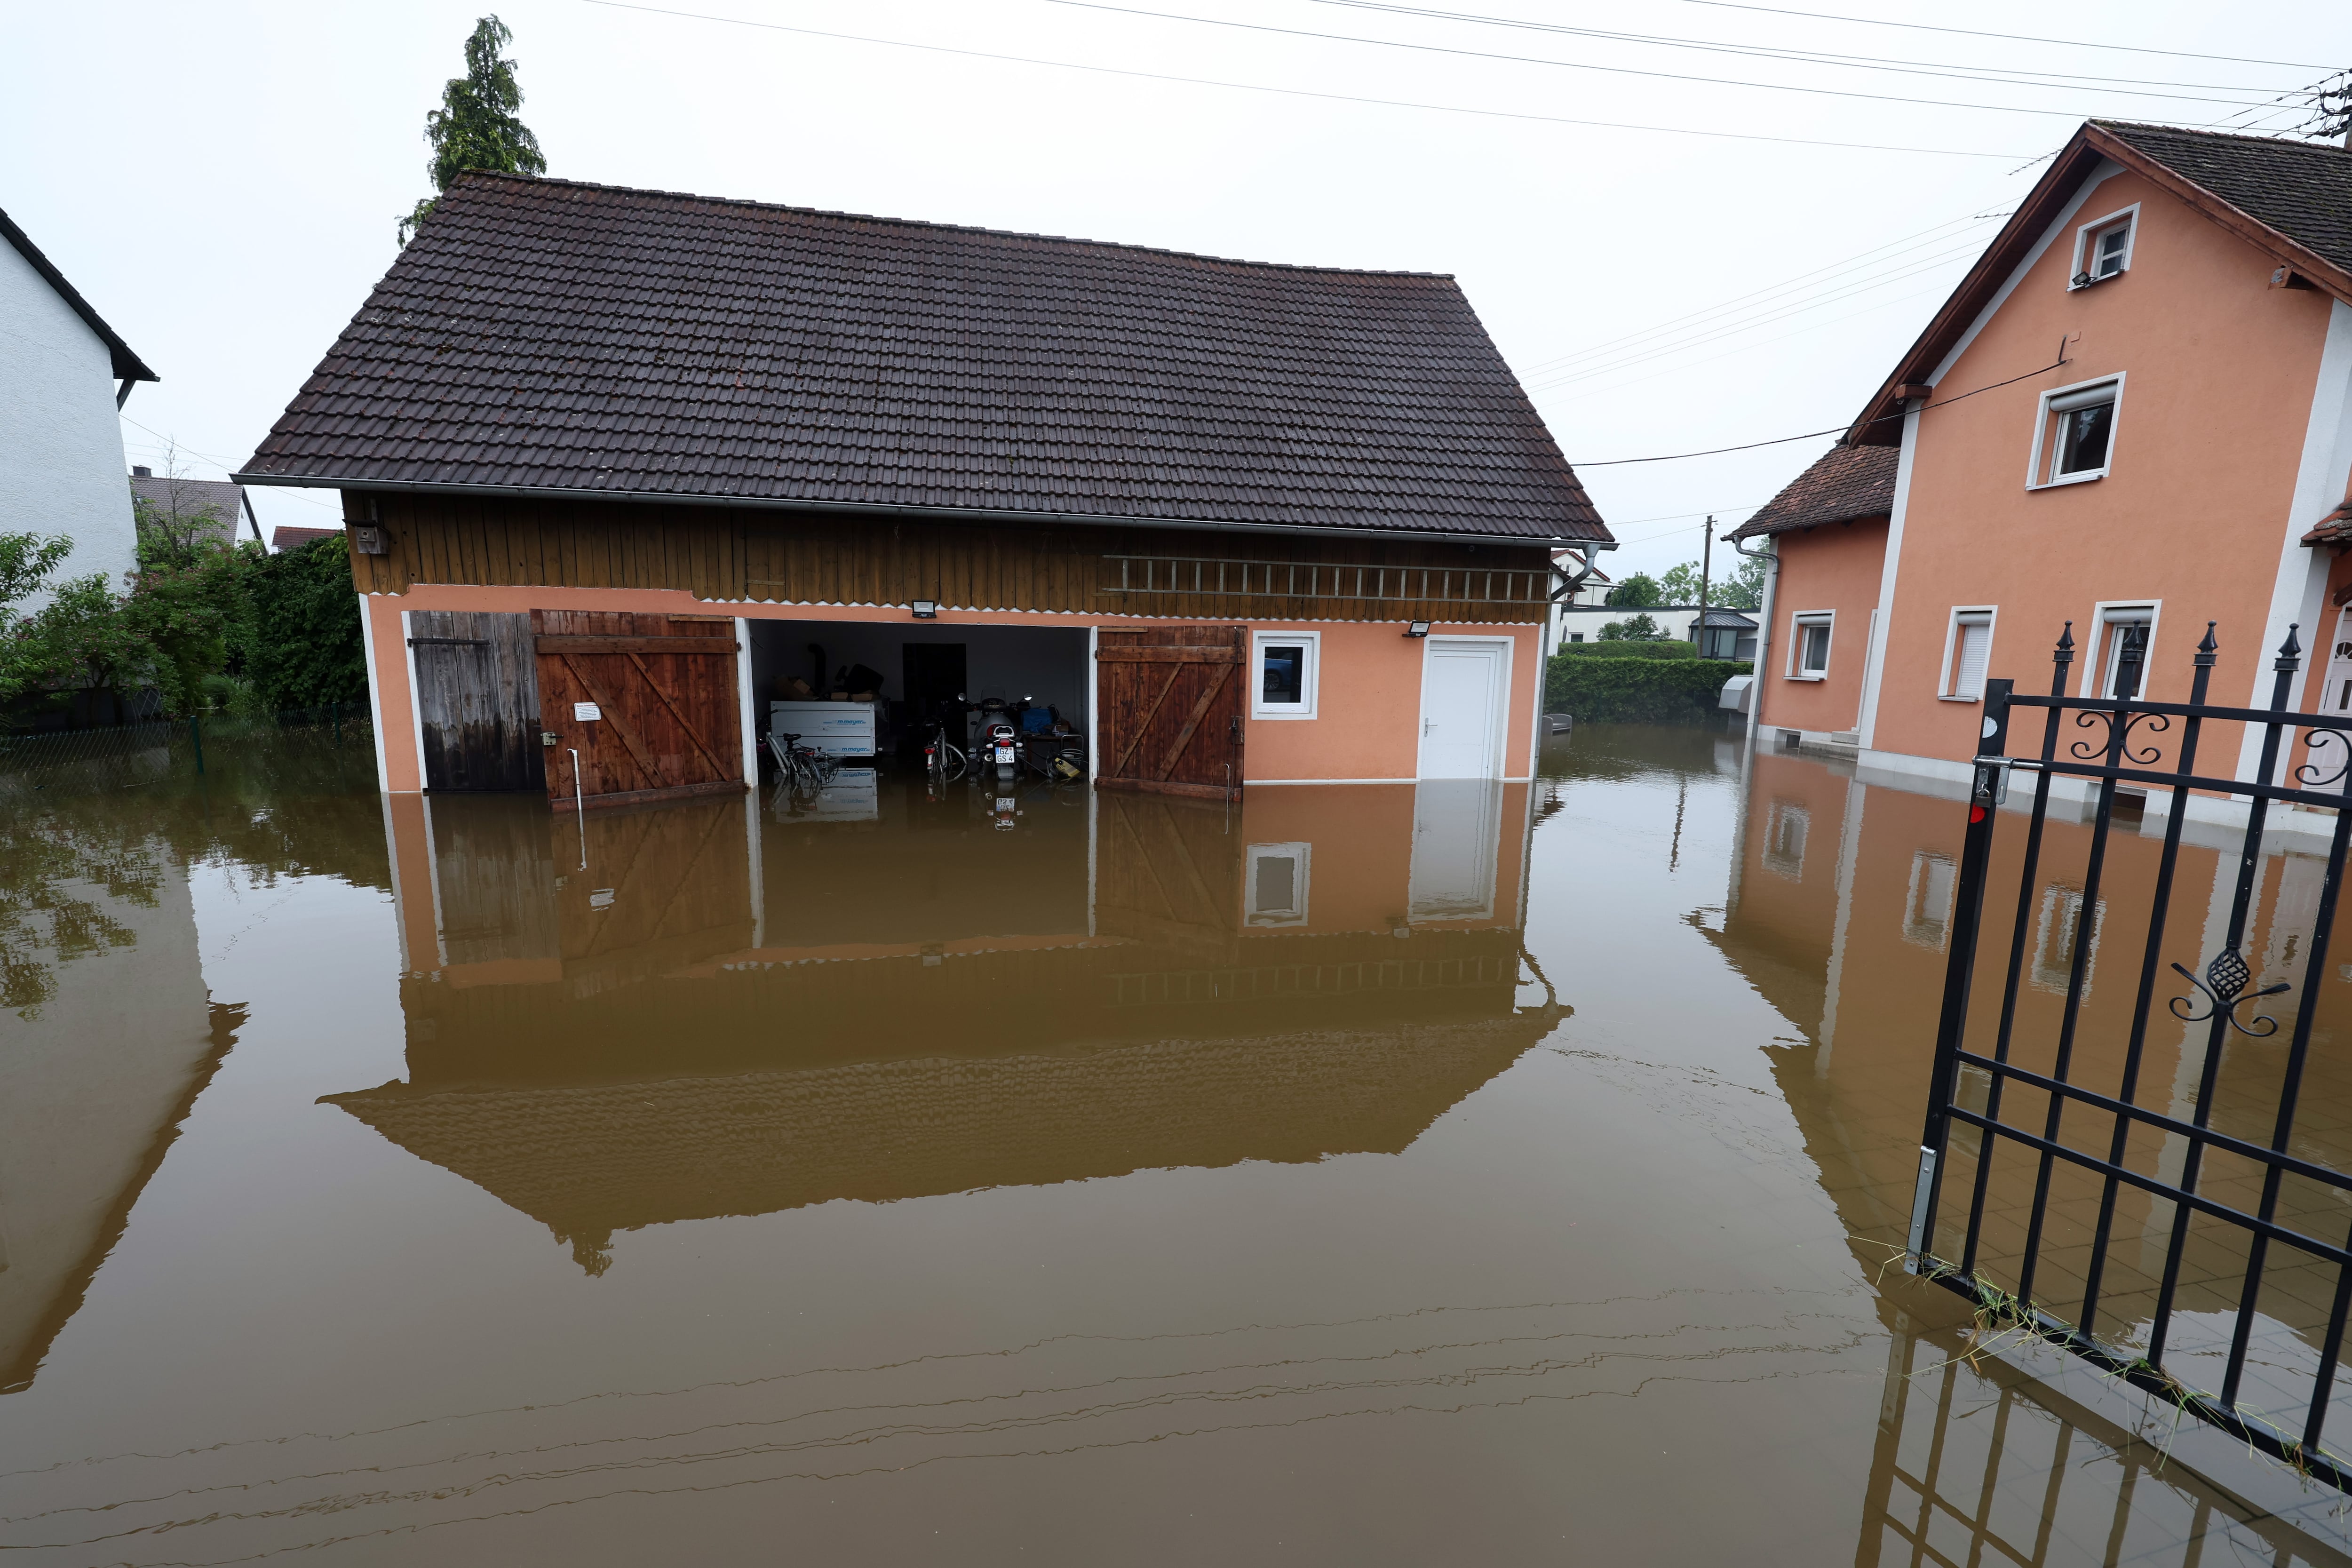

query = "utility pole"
[{"left": 1697, "top": 516, "right": 1713, "bottom": 658}]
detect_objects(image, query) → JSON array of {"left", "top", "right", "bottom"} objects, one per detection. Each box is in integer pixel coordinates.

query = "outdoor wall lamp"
[
  {"left": 1404, "top": 620, "right": 1431, "bottom": 638},
  {"left": 910, "top": 599, "right": 938, "bottom": 619}
]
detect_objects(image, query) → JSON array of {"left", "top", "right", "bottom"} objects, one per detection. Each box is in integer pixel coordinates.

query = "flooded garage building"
[{"left": 232, "top": 171, "right": 1609, "bottom": 804}]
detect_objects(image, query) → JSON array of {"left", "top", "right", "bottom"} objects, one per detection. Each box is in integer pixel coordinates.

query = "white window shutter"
[{"left": 1955, "top": 621, "right": 1990, "bottom": 699}]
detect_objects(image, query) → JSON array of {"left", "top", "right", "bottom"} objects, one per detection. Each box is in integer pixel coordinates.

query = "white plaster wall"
[{"left": 0, "top": 240, "right": 137, "bottom": 613}]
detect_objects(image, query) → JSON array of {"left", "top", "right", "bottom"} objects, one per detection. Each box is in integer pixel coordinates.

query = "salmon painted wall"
[
  {"left": 1872, "top": 165, "right": 2340, "bottom": 768},
  {"left": 1756, "top": 519, "right": 1888, "bottom": 735},
  {"left": 364, "top": 586, "right": 1537, "bottom": 792}
]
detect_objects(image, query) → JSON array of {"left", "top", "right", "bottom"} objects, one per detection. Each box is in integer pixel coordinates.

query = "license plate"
[{"left": 994, "top": 744, "right": 1016, "bottom": 763}]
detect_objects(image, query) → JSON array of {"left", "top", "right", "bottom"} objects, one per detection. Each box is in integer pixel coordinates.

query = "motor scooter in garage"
[{"left": 972, "top": 694, "right": 1020, "bottom": 777}]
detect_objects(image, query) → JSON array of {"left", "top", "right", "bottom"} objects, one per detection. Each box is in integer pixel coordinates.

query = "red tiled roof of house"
[
  {"left": 1725, "top": 445, "right": 1898, "bottom": 539},
  {"left": 238, "top": 173, "right": 1610, "bottom": 545},
  {"left": 270, "top": 525, "right": 342, "bottom": 552},
  {"left": 2305, "top": 498, "right": 2352, "bottom": 548}
]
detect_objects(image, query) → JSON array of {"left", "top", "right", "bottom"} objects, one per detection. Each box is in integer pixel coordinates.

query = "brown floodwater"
[{"left": 6, "top": 726, "right": 2352, "bottom": 1564}]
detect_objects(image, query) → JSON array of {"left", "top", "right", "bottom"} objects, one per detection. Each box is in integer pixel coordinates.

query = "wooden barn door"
[
  {"left": 533, "top": 611, "right": 745, "bottom": 811},
  {"left": 409, "top": 611, "right": 544, "bottom": 791},
  {"left": 1096, "top": 626, "right": 1245, "bottom": 800}
]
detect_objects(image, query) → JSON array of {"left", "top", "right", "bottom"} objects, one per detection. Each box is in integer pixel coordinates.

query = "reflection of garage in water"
[{"left": 348, "top": 779, "right": 1551, "bottom": 1272}]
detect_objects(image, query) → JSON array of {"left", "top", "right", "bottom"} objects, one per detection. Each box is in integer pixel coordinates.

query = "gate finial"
[
  {"left": 2276, "top": 623, "right": 2304, "bottom": 673},
  {"left": 2054, "top": 622, "right": 2075, "bottom": 667},
  {"left": 2195, "top": 622, "right": 2218, "bottom": 666}
]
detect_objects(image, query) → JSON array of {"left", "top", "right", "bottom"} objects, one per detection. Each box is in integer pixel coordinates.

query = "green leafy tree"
[
  {"left": 1604, "top": 572, "right": 1661, "bottom": 610},
  {"left": 1713, "top": 553, "right": 1766, "bottom": 610},
  {"left": 400, "top": 15, "right": 547, "bottom": 245},
  {"left": 1657, "top": 561, "right": 1702, "bottom": 605},
  {"left": 1598, "top": 613, "right": 1666, "bottom": 642},
  {"left": 0, "top": 532, "right": 73, "bottom": 612},
  {"left": 244, "top": 535, "right": 368, "bottom": 711}
]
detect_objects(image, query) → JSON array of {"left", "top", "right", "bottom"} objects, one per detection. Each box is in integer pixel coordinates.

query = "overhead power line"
[
  {"left": 1516, "top": 209, "right": 2007, "bottom": 379},
  {"left": 1568, "top": 357, "right": 2071, "bottom": 466},
  {"left": 1672, "top": 0, "right": 2336, "bottom": 71},
  {"left": 1048, "top": 0, "right": 2290, "bottom": 115},
  {"left": 1521, "top": 230, "right": 1993, "bottom": 390},
  {"left": 577, "top": 0, "right": 2027, "bottom": 157},
  {"left": 1316, "top": 1, "right": 2304, "bottom": 95}
]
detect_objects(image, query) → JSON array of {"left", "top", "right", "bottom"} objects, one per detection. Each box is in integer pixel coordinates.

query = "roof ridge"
[
  {"left": 2091, "top": 119, "right": 2352, "bottom": 157},
  {"left": 443, "top": 169, "right": 1457, "bottom": 281}
]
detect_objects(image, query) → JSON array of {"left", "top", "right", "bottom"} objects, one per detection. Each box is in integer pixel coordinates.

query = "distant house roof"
[
  {"left": 1697, "top": 606, "right": 1757, "bottom": 628},
  {"left": 0, "top": 206, "right": 157, "bottom": 383},
  {"left": 2306, "top": 498, "right": 2352, "bottom": 549},
  {"left": 270, "top": 524, "right": 342, "bottom": 552},
  {"left": 1847, "top": 122, "right": 2352, "bottom": 447},
  {"left": 128, "top": 473, "right": 246, "bottom": 542},
  {"left": 237, "top": 172, "right": 1609, "bottom": 547},
  {"left": 1726, "top": 445, "right": 1898, "bottom": 539}
]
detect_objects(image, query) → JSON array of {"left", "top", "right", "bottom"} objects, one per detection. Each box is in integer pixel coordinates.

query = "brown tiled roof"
[
  {"left": 2305, "top": 498, "right": 2352, "bottom": 548},
  {"left": 270, "top": 524, "right": 342, "bottom": 552},
  {"left": 1725, "top": 445, "right": 1897, "bottom": 539},
  {"left": 239, "top": 173, "right": 1607, "bottom": 545},
  {"left": 2098, "top": 122, "right": 2352, "bottom": 277}
]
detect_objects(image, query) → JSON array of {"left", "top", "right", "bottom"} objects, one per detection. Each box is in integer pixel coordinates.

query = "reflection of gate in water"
[
  {"left": 1860, "top": 1311, "right": 2343, "bottom": 1567},
  {"left": 1908, "top": 624, "right": 2352, "bottom": 1490}
]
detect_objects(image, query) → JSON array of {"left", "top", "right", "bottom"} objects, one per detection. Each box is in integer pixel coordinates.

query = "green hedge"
[
  {"left": 1545, "top": 655, "right": 1751, "bottom": 724},
  {"left": 1552, "top": 639, "right": 1695, "bottom": 660}
]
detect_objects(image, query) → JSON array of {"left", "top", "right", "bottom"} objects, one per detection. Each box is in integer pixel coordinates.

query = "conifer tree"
[{"left": 398, "top": 15, "right": 545, "bottom": 245}]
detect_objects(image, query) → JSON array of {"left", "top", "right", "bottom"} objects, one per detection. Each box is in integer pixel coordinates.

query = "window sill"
[
  {"left": 1251, "top": 708, "right": 1317, "bottom": 721},
  {"left": 2066, "top": 272, "right": 2126, "bottom": 291},
  {"left": 1786, "top": 673, "right": 1828, "bottom": 683},
  {"left": 1937, "top": 694, "right": 1982, "bottom": 703},
  {"left": 2027, "top": 470, "right": 2106, "bottom": 491}
]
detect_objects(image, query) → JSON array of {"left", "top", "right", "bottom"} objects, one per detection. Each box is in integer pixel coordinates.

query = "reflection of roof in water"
[{"left": 325, "top": 1011, "right": 1559, "bottom": 1272}]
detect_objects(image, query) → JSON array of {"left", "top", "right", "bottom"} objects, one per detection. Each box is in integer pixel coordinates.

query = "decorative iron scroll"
[
  {"left": 2067, "top": 707, "right": 2168, "bottom": 764},
  {"left": 2297, "top": 727, "right": 2352, "bottom": 790},
  {"left": 2168, "top": 947, "right": 2292, "bottom": 1037}
]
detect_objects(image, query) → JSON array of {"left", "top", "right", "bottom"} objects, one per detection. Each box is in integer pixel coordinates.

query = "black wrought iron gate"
[{"left": 1908, "top": 620, "right": 2352, "bottom": 1487}]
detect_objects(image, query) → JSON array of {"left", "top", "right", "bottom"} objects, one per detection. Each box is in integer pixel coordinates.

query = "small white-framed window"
[
  {"left": 1939, "top": 608, "right": 1996, "bottom": 700},
  {"left": 1250, "top": 630, "right": 1319, "bottom": 719},
  {"left": 1245, "top": 842, "right": 1311, "bottom": 926},
  {"left": 1787, "top": 612, "right": 1833, "bottom": 680},
  {"left": 2028, "top": 375, "right": 2124, "bottom": 488},
  {"left": 2068, "top": 205, "right": 2137, "bottom": 288},
  {"left": 2090, "top": 605, "right": 2156, "bottom": 699}
]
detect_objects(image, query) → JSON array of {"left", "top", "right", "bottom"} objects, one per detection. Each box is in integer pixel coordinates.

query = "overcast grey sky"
[{"left": 6, "top": 0, "right": 2344, "bottom": 574}]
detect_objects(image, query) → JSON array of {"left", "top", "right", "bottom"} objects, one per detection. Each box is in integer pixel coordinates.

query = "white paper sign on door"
[{"left": 573, "top": 702, "right": 602, "bottom": 722}]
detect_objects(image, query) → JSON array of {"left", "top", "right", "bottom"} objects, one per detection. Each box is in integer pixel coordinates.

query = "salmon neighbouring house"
[{"left": 236, "top": 174, "right": 1612, "bottom": 807}]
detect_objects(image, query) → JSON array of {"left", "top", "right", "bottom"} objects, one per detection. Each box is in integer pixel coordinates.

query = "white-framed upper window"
[
  {"left": 1939, "top": 608, "right": 1996, "bottom": 700},
  {"left": 2069, "top": 205, "right": 2137, "bottom": 288},
  {"left": 2028, "top": 374, "right": 2124, "bottom": 488},
  {"left": 1245, "top": 842, "right": 1311, "bottom": 926},
  {"left": 1787, "top": 612, "right": 1833, "bottom": 680},
  {"left": 1250, "top": 630, "right": 1319, "bottom": 719}
]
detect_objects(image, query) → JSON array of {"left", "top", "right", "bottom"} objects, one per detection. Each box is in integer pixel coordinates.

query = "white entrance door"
[{"left": 1417, "top": 639, "right": 1509, "bottom": 778}]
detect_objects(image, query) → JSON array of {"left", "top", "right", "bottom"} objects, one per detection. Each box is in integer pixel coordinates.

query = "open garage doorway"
[{"left": 743, "top": 619, "right": 1092, "bottom": 768}]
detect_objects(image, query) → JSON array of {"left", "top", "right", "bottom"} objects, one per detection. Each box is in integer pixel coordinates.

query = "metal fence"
[{"left": 0, "top": 705, "right": 372, "bottom": 802}]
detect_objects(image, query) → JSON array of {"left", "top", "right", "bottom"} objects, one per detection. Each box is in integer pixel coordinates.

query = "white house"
[{"left": 0, "top": 207, "right": 154, "bottom": 610}]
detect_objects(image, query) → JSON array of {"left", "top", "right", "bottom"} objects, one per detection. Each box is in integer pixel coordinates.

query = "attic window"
[{"left": 2070, "top": 208, "right": 2136, "bottom": 288}]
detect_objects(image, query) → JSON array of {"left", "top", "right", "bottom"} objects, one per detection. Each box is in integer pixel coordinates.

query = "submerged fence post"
[{"left": 189, "top": 713, "right": 205, "bottom": 775}]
